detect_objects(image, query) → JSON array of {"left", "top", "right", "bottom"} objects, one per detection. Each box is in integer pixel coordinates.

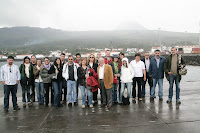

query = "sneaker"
[
  {"left": 159, "top": 98, "right": 163, "bottom": 101},
  {"left": 68, "top": 103, "right": 72, "bottom": 107},
  {"left": 101, "top": 104, "right": 106, "bottom": 107},
  {"left": 176, "top": 100, "right": 181, "bottom": 104},
  {"left": 82, "top": 105, "right": 86, "bottom": 109},
  {"left": 167, "top": 99, "right": 172, "bottom": 103},
  {"left": 150, "top": 97, "right": 154, "bottom": 101},
  {"left": 4, "top": 109, "right": 8, "bottom": 113},
  {"left": 62, "top": 100, "right": 66, "bottom": 105},
  {"left": 89, "top": 105, "right": 94, "bottom": 108},
  {"left": 28, "top": 103, "right": 33, "bottom": 106},
  {"left": 74, "top": 102, "right": 78, "bottom": 106},
  {"left": 14, "top": 106, "right": 20, "bottom": 111},
  {"left": 107, "top": 105, "right": 112, "bottom": 109},
  {"left": 132, "top": 98, "right": 136, "bottom": 103}
]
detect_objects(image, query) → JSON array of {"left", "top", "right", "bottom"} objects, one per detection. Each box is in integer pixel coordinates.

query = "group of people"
[{"left": 0, "top": 47, "right": 185, "bottom": 112}]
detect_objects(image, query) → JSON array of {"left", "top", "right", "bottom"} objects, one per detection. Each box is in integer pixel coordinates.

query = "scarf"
[
  {"left": 24, "top": 63, "right": 30, "bottom": 78},
  {"left": 43, "top": 63, "right": 51, "bottom": 70}
]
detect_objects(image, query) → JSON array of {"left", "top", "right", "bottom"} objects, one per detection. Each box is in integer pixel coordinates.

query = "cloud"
[{"left": 0, "top": 0, "right": 199, "bottom": 32}]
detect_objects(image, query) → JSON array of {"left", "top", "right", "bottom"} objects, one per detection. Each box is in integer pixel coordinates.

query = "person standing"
[
  {"left": 33, "top": 59, "right": 44, "bottom": 105},
  {"left": 78, "top": 58, "right": 97, "bottom": 108},
  {"left": 109, "top": 55, "right": 121, "bottom": 104},
  {"left": 0, "top": 56, "right": 21, "bottom": 112},
  {"left": 149, "top": 50, "right": 166, "bottom": 101},
  {"left": 30, "top": 55, "right": 37, "bottom": 102},
  {"left": 164, "top": 47, "right": 185, "bottom": 104},
  {"left": 141, "top": 52, "right": 153, "bottom": 98},
  {"left": 96, "top": 52, "right": 101, "bottom": 64},
  {"left": 130, "top": 53, "right": 146, "bottom": 103},
  {"left": 104, "top": 50, "right": 113, "bottom": 65},
  {"left": 60, "top": 53, "right": 67, "bottom": 104},
  {"left": 87, "top": 54, "right": 98, "bottom": 105},
  {"left": 19, "top": 56, "right": 34, "bottom": 107},
  {"left": 97, "top": 58, "right": 113, "bottom": 109},
  {"left": 119, "top": 57, "right": 134, "bottom": 104},
  {"left": 63, "top": 55, "right": 79, "bottom": 107},
  {"left": 74, "top": 53, "right": 81, "bottom": 98},
  {"left": 41, "top": 57, "right": 52, "bottom": 106},
  {"left": 48, "top": 58, "right": 63, "bottom": 109}
]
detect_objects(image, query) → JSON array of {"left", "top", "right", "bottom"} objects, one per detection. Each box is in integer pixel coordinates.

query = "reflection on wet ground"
[{"left": 0, "top": 65, "right": 199, "bottom": 132}]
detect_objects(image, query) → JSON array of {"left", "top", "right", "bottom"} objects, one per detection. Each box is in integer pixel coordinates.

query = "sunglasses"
[
  {"left": 90, "top": 57, "right": 94, "bottom": 58},
  {"left": 69, "top": 59, "right": 73, "bottom": 60}
]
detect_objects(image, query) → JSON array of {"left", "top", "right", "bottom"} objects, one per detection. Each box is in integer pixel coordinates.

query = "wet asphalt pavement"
[{"left": 0, "top": 66, "right": 200, "bottom": 133}]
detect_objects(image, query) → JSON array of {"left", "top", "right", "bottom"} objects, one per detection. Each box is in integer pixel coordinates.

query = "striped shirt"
[{"left": 0, "top": 64, "right": 21, "bottom": 85}]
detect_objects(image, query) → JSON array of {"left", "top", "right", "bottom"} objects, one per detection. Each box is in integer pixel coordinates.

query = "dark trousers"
[
  {"left": 62, "top": 79, "right": 67, "bottom": 101},
  {"left": 93, "top": 90, "right": 98, "bottom": 101},
  {"left": 4, "top": 85, "right": 18, "bottom": 109},
  {"left": 142, "top": 72, "right": 153, "bottom": 96},
  {"left": 132, "top": 77, "right": 143, "bottom": 99},
  {"left": 118, "top": 78, "right": 121, "bottom": 99},
  {"left": 31, "top": 81, "right": 35, "bottom": 102},
  {"left": 44, "top": 83, "right": 53, "bottom": 105}
]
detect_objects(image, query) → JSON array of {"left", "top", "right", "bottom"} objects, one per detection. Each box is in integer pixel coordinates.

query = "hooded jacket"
[{"left": 120, "top": 58, "right": 135, "bottom": 83}]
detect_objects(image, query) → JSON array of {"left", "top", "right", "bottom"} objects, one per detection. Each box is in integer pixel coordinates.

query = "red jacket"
[
  {"left": 87, "top": 68, "right": 99, "bottom": 92},
  {"left": 104, "top": 57, "right": 112, "bottom": 65}
]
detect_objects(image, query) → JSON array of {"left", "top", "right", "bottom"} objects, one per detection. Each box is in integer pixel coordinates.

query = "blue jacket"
[{"left": 149, "top": 56, "right": 166, "bottom": 79}]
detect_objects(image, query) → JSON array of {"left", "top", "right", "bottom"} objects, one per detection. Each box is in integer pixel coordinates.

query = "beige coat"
[{"left": 97, "top": 64, "right": 113, "bottom": 89}]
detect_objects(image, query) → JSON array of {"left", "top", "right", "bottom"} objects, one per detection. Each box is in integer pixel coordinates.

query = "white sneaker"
[
  {"left": 89, "top": 105, "right": 93, "bottom": 108},
  {"left": 82, "top": 105, "right": 86, "bottom": 109}
]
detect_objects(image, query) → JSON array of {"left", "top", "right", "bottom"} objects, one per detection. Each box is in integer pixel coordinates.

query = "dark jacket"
[
  {"left": 19, "top": 63, "right": 34, "bottom": 86},
  {"left": 48, "top": 65, "right": 63, "bottom": 82},
  {"left": 88, "top": 63, "right": 98, "bottom": 73},
  {"left": 141, "top": 58, "right": 151, "bottom": 70},
  {"left": 164, "top": 54, "right": 186, "bottom": 82},
  {"left": 149, "top": 56, "right": 166, "bottom": 79},
  {"left": 109, "top": 62, "right": 121, "bottom": 78},
  {"left": 78, "top": 66, "right": 96, "bottom": 86}
]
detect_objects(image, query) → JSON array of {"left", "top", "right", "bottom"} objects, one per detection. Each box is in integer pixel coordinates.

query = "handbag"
[
  {"left": 178, "top": 55, "right": 187, "bottom": 75},
  {"left": 113, "top": 76, "right": 118, "bottom": 84}
]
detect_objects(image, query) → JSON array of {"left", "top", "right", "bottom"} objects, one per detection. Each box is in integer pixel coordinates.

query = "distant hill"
[{"left": 0, "top": 26, "right": 199, "bottom": 54}]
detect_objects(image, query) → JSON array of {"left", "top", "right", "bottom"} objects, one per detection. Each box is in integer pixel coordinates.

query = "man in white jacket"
[
  {"left": 119, "top": 57, "right": 134, "bottom": 104},
  {"left": 62, "top": 55, "right": 79, "bottom": 107}
]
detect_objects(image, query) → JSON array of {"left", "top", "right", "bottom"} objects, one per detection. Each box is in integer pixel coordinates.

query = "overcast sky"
[{"left": 0, "top": 0, "right": 200, "bottom": 33}]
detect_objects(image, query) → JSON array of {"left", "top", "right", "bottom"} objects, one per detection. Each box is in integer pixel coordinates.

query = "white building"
[
  {"left": 0, "top": 55, "right": 7, "bottom": 59},
  {"left": 151, "top": 47, "right": 161, "bottom": 53},
  {"left": 49, "top": 50, "right": 61, "bottom": 57},
  {"left": 16, "top": 54, "right": 33, "bottom": 59},
  {"left": 36, "top": 54, "right": 45, "bottom": 58},
  {"left": 127, "top": 48, "right": 138, "bottom": 52},
  {"left": 110, "top": 51, "right": 120, "bottom": 56}
]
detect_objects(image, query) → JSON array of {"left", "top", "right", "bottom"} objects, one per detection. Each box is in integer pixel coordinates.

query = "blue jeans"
[
  {"left": 119, "top": 82, "right": 132, "bottom": 103},
  {"left": 67, "top": 80, "right": 77, "bottom": 103},
  {"left": 151, "top": 79, "right": 163, "bottom": 98},
  {"left": 21, "top": 85, "right": 31, "bottom": 103},
  {"left": 112, "top": 81, "right": 119, "bottom": 102},
  {"left": 4, "top": 85, "right": 18, "bottom": 109},
  {"left": 35, "top": 82, "right": 44, "bottom": 104},
  {"left": 80, "top": 85, "right": 93, "bottom": 105},
  {"left": 52, "top": 81, "right": 62, "bottom": 107},
  {"left": 168, "top": 74, "right": 180, "bottom": 100}
]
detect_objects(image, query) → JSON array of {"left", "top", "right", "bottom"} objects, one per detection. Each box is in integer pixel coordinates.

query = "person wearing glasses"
[
  {"left": 0, "top": 56, "right": 21, "bottom": 113},
  {"left": 87, "top": 54, "right": 98, "bottom": 105},
  {"left": 41, "top": 57, "right": 52, "bottom": 107},
  {"left": 19, "top": 56, "right": 34, "bottom": 107},
  {"left": 63, "top": 55, "right": 79, "bottom": 107}
]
